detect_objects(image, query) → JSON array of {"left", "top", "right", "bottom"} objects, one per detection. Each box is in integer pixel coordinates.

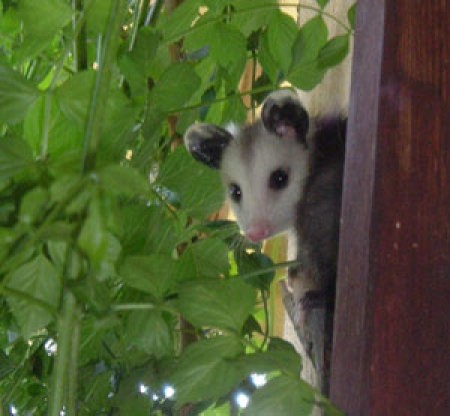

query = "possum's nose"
[{"left": 245, "top": 222, "right": 272, "bottom": 242}]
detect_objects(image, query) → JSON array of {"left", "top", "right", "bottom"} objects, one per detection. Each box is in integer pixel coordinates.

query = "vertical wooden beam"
[{"left": 331, "top": 1, "right": 450, "bottom": 415}]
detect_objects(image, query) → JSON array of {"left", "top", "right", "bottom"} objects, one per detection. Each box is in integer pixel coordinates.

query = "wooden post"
[{"left": 330, "top": 1, "right": 450, "bottom": 415}]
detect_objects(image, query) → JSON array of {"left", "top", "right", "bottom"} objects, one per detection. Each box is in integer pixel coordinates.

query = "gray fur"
[{"left": 184, "top": 90, "right": 346, "bottom": 310}]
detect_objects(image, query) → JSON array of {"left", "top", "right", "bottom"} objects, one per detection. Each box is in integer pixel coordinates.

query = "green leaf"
[
  {"left": 292, "top": 16, "right": 328, "bottom": 63},
  {"left": 158, "top": 147, "right": 223, "bottom": 218},
  {"left": 16, "top": 0, "right": 72, "bottom": 61},
  {"left": 209, "top": 23, "right": 247, "bottom": 70},
  {"left": 120, "top": 204, "right": 178, "bottom": 256},
  {"left": 231, "top": 0, "right": 278, "bottom": 37},
  {"left": 24, "top": 95, "right": 82, "bottom": 156},
  {"left": 150, "top": 62, "right": 201, "bottom": 112},
  {"left": 19, "top": 187, "right": 49, "bottom": 225},
  {"left": 185, "top": 21, "right": 247, "bottom": 90},
  {"left": 348, "top": 3, "right": 357, "bottom": 30},
  {"left": 267, "top": 11, "right": 298, "bottom": 75},
  {"left": 237, "top": 337, "right": 302, "bottom": 378},
  {"left": 159, "top": 0, "right": 202, "bottom": 42},
  {"left": 177, "top": 278, "right": 256, "bottom": 331},
  {"left": 245, "top": 375, "right": 315, "bottom": 416},
  {"left": 205, "top": 87, "right": 247, "bottom": 125},
  {"left": 78, "top": 198, "right": 108, "bottom": 268},
  {"left": 99, "top": 165, "right": 149, "bottom": 197},
  {"left": 171, "top": 336, "right": 245, "bottom": 405},
  {"left": 55, "top": 71, "right": 95, "bottom": 127},
  {"left": 0, "top": 350, "right": 15, "bottom": 379},
  {"left": 0, "top": 137, "right": 34, "bottom": 180},
  {"left": 258, "top": 31, "right": 279, "bottom": 84},
  {"left": 0, "top": 65, "right": 40, "bottom": 124},
  {"left": 238, "top": 252, "right": 275, "bottom": 290},
  {"left": 287, "top": 16, "right": 328, "bottom": 90},
  {"left": 315, "top": 0, "right": 329, "bottom": 8},
  {"left": 120, "top": 254, "right": 177, "bottom": 298},
  {"left": 5, "top": 255, "right": 61, "bottom": 339},
  {"left": 317, "top": 35, "right": 349, "bottom": 69},
  {"left": 119, "top": 27, "right": 159, "bottom": 98},
  {"left": 125, "top": 310, "right": 171, "bottom": 358},
  {"left": 178, "top": 239, "right": 230, "bottom": 280}
]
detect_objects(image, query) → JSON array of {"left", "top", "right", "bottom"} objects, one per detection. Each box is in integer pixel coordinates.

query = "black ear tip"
[
  {"left": 261, "top": 90, "right": 309, "bottom": 143},
  {"left": 183, "top": 123, "right": 233, "bottom": 169}
]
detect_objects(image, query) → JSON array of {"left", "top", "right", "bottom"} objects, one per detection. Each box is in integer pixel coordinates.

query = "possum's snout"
[{"left": 245, "top": 221, "right": 273, "bottom": 242}]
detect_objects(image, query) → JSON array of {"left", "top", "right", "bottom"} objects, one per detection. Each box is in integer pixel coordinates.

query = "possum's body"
[{"left": 184, "top": 90, "right": 345, "bottom": 313}]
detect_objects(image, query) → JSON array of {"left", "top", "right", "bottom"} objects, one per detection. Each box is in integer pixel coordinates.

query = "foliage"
[{"left": 0, "top": 0, "right": 353, "bottom": 414}]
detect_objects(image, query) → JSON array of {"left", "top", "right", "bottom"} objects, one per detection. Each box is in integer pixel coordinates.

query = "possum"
[{"left": 184, "top": 90, "right": 346, "bottom": 317}]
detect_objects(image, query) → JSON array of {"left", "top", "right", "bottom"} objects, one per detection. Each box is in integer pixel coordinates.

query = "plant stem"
[
  {"left": 48, "top": 291, "right": 79, "bottom": 416},
  {"left": 81, "top": 0, "right": 125, "bottom": 173},
  {"left": 73, "top": 0, "right": 88, "bottom": 71},
  {"left": 66, "top": 308, "right": 81, "bottom": 416}
]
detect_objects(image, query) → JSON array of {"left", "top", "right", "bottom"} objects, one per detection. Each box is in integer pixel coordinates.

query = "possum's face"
[
  {"left": 184, "top": 90, "right": 310, "bottom": 242},
  {"left": 220, "top": 123, "right": 309, "bottom": 242}
]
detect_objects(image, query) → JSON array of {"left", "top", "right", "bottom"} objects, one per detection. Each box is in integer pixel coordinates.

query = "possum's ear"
[
  {"left": 184, "top": 123, "right": 233, "bottom": 169},
  {"left": 261, "top": 90, "right": 309, "bottom": 145}
]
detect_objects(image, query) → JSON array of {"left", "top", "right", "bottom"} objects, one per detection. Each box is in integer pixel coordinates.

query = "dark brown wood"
[{"left": 331, "top": 1, "right": 450, "bottom": 415}]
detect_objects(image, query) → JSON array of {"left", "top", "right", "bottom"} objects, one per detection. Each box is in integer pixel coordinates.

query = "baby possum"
[{"left": 184, "top": 90, "right": 346, "bottom": 318}]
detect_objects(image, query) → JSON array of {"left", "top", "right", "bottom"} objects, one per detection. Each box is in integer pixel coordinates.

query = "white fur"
[{"left": 220, "top": 130, "right": 310, "bottom": 241}]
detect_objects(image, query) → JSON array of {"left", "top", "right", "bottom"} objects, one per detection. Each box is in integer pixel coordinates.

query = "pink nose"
[{"left": 245, "top": 223, "right": 272, "bottom": 242}]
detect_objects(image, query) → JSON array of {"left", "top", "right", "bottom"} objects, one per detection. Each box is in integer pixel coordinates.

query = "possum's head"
[{"left": 184, "top": 90, "right": 311, "bottom": 242}]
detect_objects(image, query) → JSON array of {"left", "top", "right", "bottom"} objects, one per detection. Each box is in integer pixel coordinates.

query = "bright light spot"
[
  {"left": 125, "top": 149, "right": 133, "bottom": 160},
  {"left": 10, "top": 405, "right": 18, "bottom": 415},
  {"left": 139, "top": 383, "right": 149, "bottom": 394},
  {"left": 152, "top": 393, "right": 159, "bottom": 401},
  {"left": 92, "top": 61, "right": 99, "bottom": 70},
  {"left": 235, "top": 392, "right": 250, "bottom": 409},
  {"left": 163, "top": 385, "right": 175, "bottom": 399},
  {"left": 250, "top": 373, "right": 267, "bottom": 388},
  {"left": 45, "top": 338, "right": 57, "bottom": 356}
]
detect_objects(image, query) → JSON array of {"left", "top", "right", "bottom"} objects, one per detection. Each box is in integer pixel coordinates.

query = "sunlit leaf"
[
  {"left": 348, "top": 3, "right": 357, "bottom": 30},
  {"left": 267, "top": 11, "right": 298, "bottom": 75},
  {"left": 288, "top": 16, "right": 328, "bottom": 91},
  {"left": 318, "top": 35, "right": 349, "bottom": 69},
  {"left": 259, "top": 31, "right": 279, "bottom": 84},
  {"left": 315, "top": 0, "right": 329, "bottom": 8}
]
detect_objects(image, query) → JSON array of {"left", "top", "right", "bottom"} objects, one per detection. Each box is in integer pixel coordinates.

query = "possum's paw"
[
  {"left": 288, "top": 267, "right": 329, "bottom": 326},
  {"left": 261, "top": 90, "right": 309, "bottom": 144}
]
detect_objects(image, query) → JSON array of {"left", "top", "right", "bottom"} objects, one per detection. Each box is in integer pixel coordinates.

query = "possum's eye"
[
  {"left": 229, "top": 183, "right": 242, "bottom": 203},
  {"left": 269, "top": 168, "right": 289, "bottom": 190}
]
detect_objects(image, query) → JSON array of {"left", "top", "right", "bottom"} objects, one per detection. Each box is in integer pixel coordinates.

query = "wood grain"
[{"left": 331, "top": 1, "right": 450, "bottom": 415}]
